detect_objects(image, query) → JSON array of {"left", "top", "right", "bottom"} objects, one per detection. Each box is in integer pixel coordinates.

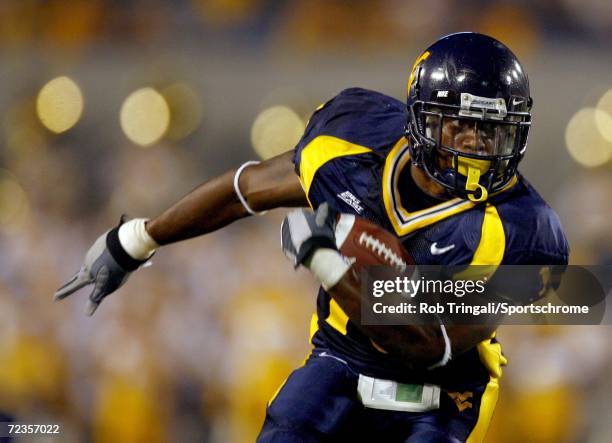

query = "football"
[{"left": 334, "top": 214, "right": 414, "bottom": 272}]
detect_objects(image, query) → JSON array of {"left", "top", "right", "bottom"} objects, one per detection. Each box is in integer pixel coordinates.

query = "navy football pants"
[{"left": 258, "top": 350, "right": 493, "bottom": 443}]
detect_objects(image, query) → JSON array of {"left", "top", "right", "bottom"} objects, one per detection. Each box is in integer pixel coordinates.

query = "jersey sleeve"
[
  {"left": 496, "top": 181, "right": 570, "bottom": 267},
  {"left": 292, "top": 88, "right": 406, "bottom": 207},
  {"left": 487, "top": 180, "right": 570, "bottom": 304}
]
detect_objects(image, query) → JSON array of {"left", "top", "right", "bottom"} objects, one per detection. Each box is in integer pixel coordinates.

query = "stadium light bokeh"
[
  {"left": 565, "top": 107, "right": 612, "bottom": 168},
  {"left": 120, "top": 87, "right": 170, "bottom": 147},
  {"left": 250, "top": 105, "right": 305, "bottom": 159},
  {"left": 36, "top": 76, "right": 84, "bottom": 134},
  {"left": 161, "top": 83, "right": 203, "bottom": 141},
  {"left": 0, "top": 170, "right": 30, "bottom": 232},
  {"left": 595, "top": 88, "right": 612, "bottom": 143}
]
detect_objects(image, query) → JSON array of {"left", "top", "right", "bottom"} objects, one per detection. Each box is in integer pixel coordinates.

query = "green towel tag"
[{"left": 395, "top": 384, "right": 424, "bottom": 403}]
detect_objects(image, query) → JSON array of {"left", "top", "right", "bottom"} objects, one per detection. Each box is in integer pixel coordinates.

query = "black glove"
[
  {"left": 54, "top": 217, "right": 149, "bottom": 315},
  {"left": 281, "top": 203, "right": 338, "bottom": 268}
]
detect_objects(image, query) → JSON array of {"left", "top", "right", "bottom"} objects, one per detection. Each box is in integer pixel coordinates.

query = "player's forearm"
[
  {"left": 146, "top": 151, "right": 307, "bottom": 245},
  {"left": 145, "top": 169, "right": 248, "bottom": 245},
  {"left": 326, "top": 268, "right": 496, "bottom": 368}
]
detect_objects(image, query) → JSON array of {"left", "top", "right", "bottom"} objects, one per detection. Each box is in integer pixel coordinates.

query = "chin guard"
[{"left": 454, "top": 157, "right": 490, "bottom": 202}]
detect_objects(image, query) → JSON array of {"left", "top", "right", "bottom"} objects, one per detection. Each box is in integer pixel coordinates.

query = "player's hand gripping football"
[
  {"left": 281, "top": 203, "right": 338, "bottom": 267},
  {"left": 54, "top": 217, "right": 153, "bottom": 315},
  {"left": 281, "top": 203, "right": 353, "bottom": 290}
]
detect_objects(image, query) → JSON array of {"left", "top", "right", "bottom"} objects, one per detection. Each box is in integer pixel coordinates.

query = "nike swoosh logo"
[
  {"left": 430, "top": 242, "right": 455, "bottom": 255},
  {"left": 319, "top": 352, "right": 348, "bottom": 365},
  {"left": 512, "top": 98, "right": 524, "bottom": 106}
]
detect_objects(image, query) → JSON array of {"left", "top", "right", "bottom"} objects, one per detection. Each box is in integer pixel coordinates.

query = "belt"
[{"left": 357, "top": 374, "right": 441, "bottom": 412}]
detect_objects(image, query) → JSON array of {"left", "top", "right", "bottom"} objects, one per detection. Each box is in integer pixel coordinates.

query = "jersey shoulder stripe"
[
  {"left": 470, "top": 204, "right": 505, "bottom": 266},
  {"left": 381, "top": 140, "right": 478, "bottom": 236},
  {"left": 298, "top": 135, "right": 371, "bottom": 199},
  {"left": 294, "top": 88, "right": 405, "bottom": 168},
  {"left": 293, "top": 87, "right": 405, "bottom": 208},
  {"left": 299, "top": 87, "right": 405, "bottom": 148}
]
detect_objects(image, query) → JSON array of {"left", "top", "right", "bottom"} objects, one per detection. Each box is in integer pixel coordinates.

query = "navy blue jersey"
[{"left": 293, "top": 88, "right": 569, "bottom": 389}]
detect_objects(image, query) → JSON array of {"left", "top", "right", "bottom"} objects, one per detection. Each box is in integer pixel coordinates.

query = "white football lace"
[{"left": 358, "top": 232, "right": 407, "bottom": 272}]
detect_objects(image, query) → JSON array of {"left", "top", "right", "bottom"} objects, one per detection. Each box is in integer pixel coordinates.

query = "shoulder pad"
[
  {"left": 292, "top": 88, "right": 406, "bottom": 208},
  {"left": 494, "top": 178, "right": 569, "bottom": 265},
  {"left": 294, "top": 88, "right": 406, "bottom": 171}
]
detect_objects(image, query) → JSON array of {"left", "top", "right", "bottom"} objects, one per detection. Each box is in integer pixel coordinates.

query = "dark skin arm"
[
  {"left": 328, "top": 267, "right": 497, "bottom": 368},
  {"left": 146, "top": 150, "right": 493, "bottom": 367},
  {"left": 146, "top": 151, "right": 308, "bottom": 244}
]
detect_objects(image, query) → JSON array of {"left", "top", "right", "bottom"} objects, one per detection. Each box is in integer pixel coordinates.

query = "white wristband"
[
  {"left": 428, "top": 323, "right": 452, "bottom": 369},
  {"left": 233, "top": 161, "right": 268, "bottom": 216},
  {"left": 118, "top": 218, "right": 159, "bottom": 260},
  {"left": 307, "top": 248, "right": 352, "bottom": 290}
]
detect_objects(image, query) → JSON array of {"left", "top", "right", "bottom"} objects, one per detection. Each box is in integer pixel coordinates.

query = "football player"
[{"left": 56, "top": 33, "right": 569, "bottom": 442}]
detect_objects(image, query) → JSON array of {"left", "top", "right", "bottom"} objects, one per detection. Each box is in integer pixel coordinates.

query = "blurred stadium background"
[{"left": 0, "top": 1, "right": 610, "bottom": 442}]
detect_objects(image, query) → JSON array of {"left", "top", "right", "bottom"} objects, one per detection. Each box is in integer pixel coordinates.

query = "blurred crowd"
[
  {"left": 0, "top": 202, "right": 317, "bottom": 442},
  {"left": 0, "top": 1, "right": 610, "bottom": 442},
  {"left": 1, "top": 0, "right": 612, "bottom": 52}
]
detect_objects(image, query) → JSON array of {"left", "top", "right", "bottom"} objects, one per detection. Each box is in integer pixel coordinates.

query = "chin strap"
[{"left": 455, "top": 157, "right": 490, "bottom": 202}]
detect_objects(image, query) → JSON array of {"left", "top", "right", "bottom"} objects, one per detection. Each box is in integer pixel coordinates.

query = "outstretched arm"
[
  {"left": 147, "top": 151, "right": 307, "bottom": 244},
  {"left": 55, "top": 150, "right": 307, "bottom": 314}
]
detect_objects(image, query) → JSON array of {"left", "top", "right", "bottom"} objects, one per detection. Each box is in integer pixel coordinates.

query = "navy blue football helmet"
[{"left": 406, "top": 32, "right": 532, "bottom": 202}]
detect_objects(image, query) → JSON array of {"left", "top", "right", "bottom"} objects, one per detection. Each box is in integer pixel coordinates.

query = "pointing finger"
[{"left": 54, "top": 267, "right": 93, "bottom": 301}]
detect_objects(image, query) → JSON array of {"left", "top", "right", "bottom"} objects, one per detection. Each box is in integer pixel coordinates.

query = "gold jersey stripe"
[
  {"left": 325, "top": 299, "right": 350, "bottom": 335},
  {"left": 470, "top": 201, "right": 507, "bottom": 394},
  {"left": 464, "top": 204, "right": 507, "bottom": 443},
  {"left": 466, "top": 374, "right": 499, "bottom": 443},
  {"left": 470, "top": 204, "right": 506, "bottom": 265},
  {"left": 309, "top": 312, "right": 319, "bottom": 342},
  {"left": 477, "top": 334, "right": 508, "bottom": 379},
  {"left": 467, "top": 336, "right": 508, "bottom": 442},
  {"left": 382, "top": 138, "right": 475, "bottom": 236},
  {"left": 455, "top": 203, "right": 507, "bottom": 281},
  {"left": 299, "top": 135, "right": 372, "bottom": 198}
]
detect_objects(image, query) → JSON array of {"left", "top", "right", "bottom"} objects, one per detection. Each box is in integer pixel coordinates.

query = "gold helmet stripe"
[{"left": 407, "top": 51, "right": 431, "bottom": 94}]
